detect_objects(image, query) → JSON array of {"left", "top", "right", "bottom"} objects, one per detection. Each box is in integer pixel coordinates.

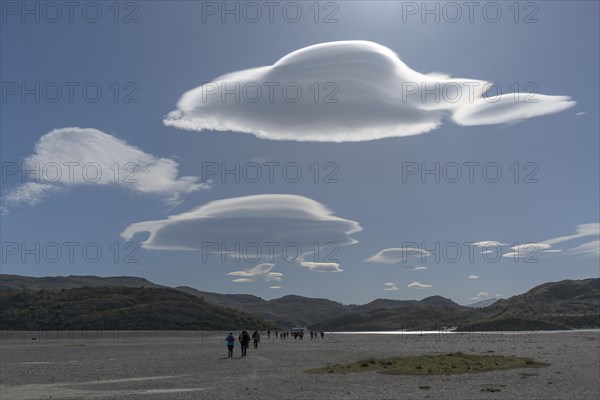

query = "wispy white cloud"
[
  {"left": 542, "top": 223, "right": 599, "bottom": 246},
  {"left": 466, "top": 224, "right": 599, "bottom": 259},
  {"left": 452, "top": 94, "right": 575, "bottom": 126},
  {"left": 270, "top": 285, "right": 282, "bottom": 289},
  {"left": 228, "top": 263, "right": 283, "bottom": 283},
  {"left": 1, "top": 127, "right": 208, "bottom": 212},
  {"left": 502, "top": 224, "right": 600, "bottom": 258},
  {"left": 165, "top": 41, "right": 574, "bottom": 142},
  {"left": 568, "top": 239, "right": 600, "bottom": 256},
  {"left": 468, "top": 275, "right": 479, "bottom": 279},
  {"left": 2, "top": 182, "right": 61, "bottom": 209},
  {"left": 407, "top": 281, "right": 432, "bottom": 289}
]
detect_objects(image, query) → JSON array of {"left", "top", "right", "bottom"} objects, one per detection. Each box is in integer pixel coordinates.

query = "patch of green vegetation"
[{"left": 307, "top": 352, "right": 549, "bottom": 376}]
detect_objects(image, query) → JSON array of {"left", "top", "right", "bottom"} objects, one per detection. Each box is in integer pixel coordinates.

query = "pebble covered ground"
[{"left": 1, "top": 330, "right": 598, "bottom": 399}]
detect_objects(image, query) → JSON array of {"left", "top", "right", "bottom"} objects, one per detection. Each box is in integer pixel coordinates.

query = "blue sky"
[{"left": 1, "top": 1, "right": 598, "bottom": 305}]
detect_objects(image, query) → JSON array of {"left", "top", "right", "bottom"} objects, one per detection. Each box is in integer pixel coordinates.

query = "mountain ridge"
[{"left": 1, "top": 274, "right": 598, "bottom": 331}]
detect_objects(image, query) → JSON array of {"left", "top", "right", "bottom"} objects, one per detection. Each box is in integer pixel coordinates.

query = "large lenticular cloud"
[
  {"left": 164, "top": 40, "right": 575, "bottom": 142},
  {"left": 120, "top": 194, "right": 362, "bottom": 259}
]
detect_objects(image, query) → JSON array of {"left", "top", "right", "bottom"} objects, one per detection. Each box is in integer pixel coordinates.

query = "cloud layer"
[
  {"left": 165, "top": 40, "right": 575, "bottom": 142},
  {"left": 1, "top": 127, "right": 207, "bottom": 211}
]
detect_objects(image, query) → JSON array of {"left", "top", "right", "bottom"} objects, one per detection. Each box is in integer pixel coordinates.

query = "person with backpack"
[
  {"left": 252, "top": 330, "right": 260, "bottom": 349},
  {"left": 239, "top": 330, "right": 250, "bottom": 357},
  {"left": 225, "top": 332, "right": 235, "bottom": 358}
]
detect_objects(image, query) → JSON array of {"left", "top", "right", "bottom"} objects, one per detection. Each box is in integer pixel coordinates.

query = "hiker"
[
  {"left": 267, "top": 330, "right": 270, "bottom": 339},
  {"left": 310, "top": 331, "right": 314, "bottom": 340},
  {"left": 275, "top": 330, "right": 278, "bottom": 339},
  {"left": 239, "top": 330, "right": 250, "bottom": 357},
  {"left": 252, "top": 330, "right": 260, "bottom": 349},
  {"left": 225, "top": 332, "right": 235, "bottom": 358},
  {"left": 320, "top": 331, "right": 325, "bottom": 339}
]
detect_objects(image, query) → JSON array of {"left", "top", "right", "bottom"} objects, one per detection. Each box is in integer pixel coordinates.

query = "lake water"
[{"left": 331, "top": 329, "right": 600, "bottom": 335}]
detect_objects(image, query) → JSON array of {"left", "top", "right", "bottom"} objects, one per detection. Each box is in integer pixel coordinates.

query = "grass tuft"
[{"left": 306, "top": 353, "right": 548, "bottom": 376}]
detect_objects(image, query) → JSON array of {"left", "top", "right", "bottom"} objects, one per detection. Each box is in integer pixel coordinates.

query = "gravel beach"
[{"left": 1, "top": 330, "right": 598, "bottom": 399}]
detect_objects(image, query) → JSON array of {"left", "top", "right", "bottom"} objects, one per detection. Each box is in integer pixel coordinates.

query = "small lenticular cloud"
[
  {"left": 503, "top": 243, "right": 551, "bottom": 258},
  {"left": 469, "top": 291, "right": 490, "bottom": 300},
  {"left": 471, "top": 241, "right": 506, "bottom": 247},
  {"left": 228, "top": 263, "right": 282, "bottom": 283},
  {"left": 468, "top": 275, "right": 479, "bottom": 279},
  {"left": 366, "top": 248, "right": 430, "bottom": 264},
  {"left": 407, "top": 281, "right": 432, "bottom": 289},
  {"left": 300, "top": 262, "right": 343, "bottom": 273},
  {"left": 404, "top": 265, "right": 428, "bottom": 271},
  {"left": 382, "top": 282, "right": 399, "bottom": 291}
]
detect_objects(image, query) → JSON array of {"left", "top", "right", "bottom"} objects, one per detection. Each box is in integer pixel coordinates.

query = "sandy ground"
[{"left": 1, "top": 330, "right": 598, "bottom": 400}]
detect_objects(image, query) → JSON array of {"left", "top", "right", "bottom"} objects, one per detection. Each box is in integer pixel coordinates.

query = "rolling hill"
[
  {"left": 456, "top": 278, "right": 600, "bottom": 331},
  {"left": 466, "top": 298, "right": 499, "bottom": 308},
  {"left": 177, "top": 286, "right": 346, "bottom": 327},
  {"left": 0, "top": 286, "right": 274, "bottom": 330}
]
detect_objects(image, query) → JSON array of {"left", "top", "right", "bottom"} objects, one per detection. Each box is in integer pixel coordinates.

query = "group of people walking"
[
  {"left": 225, "top": 330, "right": 261, "bottom": 358},
  {"left": 225, "top": 329, "right": 325, "bottom": 358},
  {"left": 275, "top": 330, "right": 325, "bottom": 340}
]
